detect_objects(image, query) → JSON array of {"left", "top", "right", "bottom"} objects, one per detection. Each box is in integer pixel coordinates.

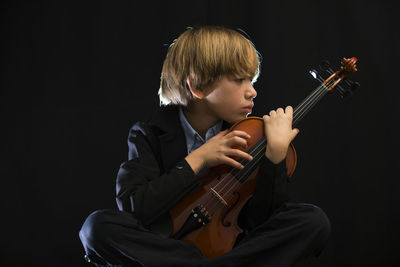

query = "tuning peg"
[
  {"left": 340, "top": 81, "right": 360, "bottom": 98},
  {"left": 350, "top": 81, "right": 360, "bottom": 92}
]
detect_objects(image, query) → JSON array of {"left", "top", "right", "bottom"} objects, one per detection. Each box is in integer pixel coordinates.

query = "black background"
[{"left": 1, "top": 0, "right": 399, "bottom": 266}]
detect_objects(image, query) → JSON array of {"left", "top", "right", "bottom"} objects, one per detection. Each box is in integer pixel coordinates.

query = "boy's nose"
[{"left": 246, "top": 84, "right": 257, "bottom": 100}]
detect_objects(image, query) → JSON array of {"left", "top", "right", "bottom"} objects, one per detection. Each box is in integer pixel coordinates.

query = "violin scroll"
[
  {"left": 341, "top": 57, "right": 358, "bottom": 74},
  {"left": 309, "top": 57, "right": 360, "bottom": 97}
]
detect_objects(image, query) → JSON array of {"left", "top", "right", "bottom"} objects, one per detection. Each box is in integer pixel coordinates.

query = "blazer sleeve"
[
  {"left": 241, "top": 156, "right": 290, "bottom": 229},
  {"left": 115, "top": 122, "right": 199, "bottom": 227}
]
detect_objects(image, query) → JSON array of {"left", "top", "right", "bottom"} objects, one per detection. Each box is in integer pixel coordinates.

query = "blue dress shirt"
[{"left": 178, "top": 106, "right": 223, "bottom": 155}]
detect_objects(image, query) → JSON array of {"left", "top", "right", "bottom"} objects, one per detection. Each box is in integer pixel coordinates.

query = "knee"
[
  {"left": 298, "top": 204, "right": 331, "bottom": 249},
  {"left": 79, "top": 209, "right": 117, "bottom": 250}
]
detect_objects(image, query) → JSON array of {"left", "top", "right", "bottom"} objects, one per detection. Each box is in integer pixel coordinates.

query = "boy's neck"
[{"left": 182, "top": 102, "right": 220, "bottom": 139}]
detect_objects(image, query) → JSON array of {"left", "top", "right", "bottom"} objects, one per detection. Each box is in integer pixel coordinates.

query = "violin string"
[
  {"left": 293, "top": 82, "right": 330, "bottom": 125},
  {"left": 203, "top": 79, "right": 334, "bottom": 213},
  {"left": 219, "top": 143, "right": 266, "bottom": 203},
  {"left": 201, "top": 190, "right": 226, "bottom": 216},
  {"left": 211, "top": 141, "right": 261, "bottom": 193},
  {"left": 203, "top": 148, "right": 256, "bottom": 207},
  {"left": 209, "top": 132, "right": 263, "bottom": 195},
  {"left": 204, "top": 173, "right": 240, "bottom": 215},
  {"left": 293, "top": 84, "right": 325, "bottom": 124},
  {"left": 293, "top": 82, "right": 331, "bottom": 125},
  {"left": 202, "top": 151, "right": 260, "bottom": 213}
]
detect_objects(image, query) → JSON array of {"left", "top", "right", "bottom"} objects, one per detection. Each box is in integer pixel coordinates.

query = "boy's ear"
[{"left": 186, "top": 77, "right": 204, "bottom": 99}]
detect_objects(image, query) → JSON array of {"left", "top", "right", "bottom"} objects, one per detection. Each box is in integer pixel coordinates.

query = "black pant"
[{"left": 79, "top": 203, "right": 330, "bottom": 267}]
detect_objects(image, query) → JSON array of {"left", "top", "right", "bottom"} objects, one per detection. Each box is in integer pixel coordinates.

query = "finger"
[
  {"left": 285, "top": 106, "right": 293, "bottom": 117},
  {"left": 217, "top": 129, "right": 230, "bottom": 136},
  {"left": 227, "top": 148, "right": 253, "bottom": 162},
  {"left": 222, "top": 157, "right": 245, "bottom": 169},
  {"left": 269, "top": 110, "right": 276, "bottom": 116},
  {"left": 291, "top": 128, "right": 300, "bottom": 140},
  {"left": 226, "top": 136, "right": 249, "bottom": 149},
  {"left": 276, "top": 107, "right": 284, "bottom": 114},
  {"left": 225, "top": 130, "right": 251, "bottom": 139}
]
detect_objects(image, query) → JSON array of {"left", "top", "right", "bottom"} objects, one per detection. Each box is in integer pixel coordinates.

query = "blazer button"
[
  {"left": 84, "top": 254, "right": 91, "bottom": 263},
  {"left": 176, "top": 162, "right": 184, "bottom": 170},
  {"left": 84, "top": 254, "right": 106, "bottom": 265}
]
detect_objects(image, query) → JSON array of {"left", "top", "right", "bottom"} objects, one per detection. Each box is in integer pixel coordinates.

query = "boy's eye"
[{"left": 236, "top": 78, "right": 245, "bottom": 83}]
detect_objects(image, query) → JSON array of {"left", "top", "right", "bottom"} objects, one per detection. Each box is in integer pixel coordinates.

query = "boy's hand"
[
  {"left": 263, "top": 106, "right": 299, "bottom": 164},
  {"left": 185, "top": 130, "right": 253, "bottom": 174}
]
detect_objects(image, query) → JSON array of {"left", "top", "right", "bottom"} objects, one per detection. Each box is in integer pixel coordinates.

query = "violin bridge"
[{"left": 210, "top": 188, "right": 228, "bottom": 206}]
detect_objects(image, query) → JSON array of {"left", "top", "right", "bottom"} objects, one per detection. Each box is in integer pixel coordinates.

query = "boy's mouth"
[{"left": 242, "top": 104, "right": 254, "bottom": 113}]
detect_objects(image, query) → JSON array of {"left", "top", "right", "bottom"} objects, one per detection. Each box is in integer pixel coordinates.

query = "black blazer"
[{"left": 116, "top": 105, "right": 290, "bottom": 236}]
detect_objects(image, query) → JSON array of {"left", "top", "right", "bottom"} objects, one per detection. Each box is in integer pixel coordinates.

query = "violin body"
[{"left": 169, "top": 117, "right": 297, "bottom": 259}]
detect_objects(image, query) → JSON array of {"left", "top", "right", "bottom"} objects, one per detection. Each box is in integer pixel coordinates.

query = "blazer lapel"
[{"left": 148, "top": 105, "right": 188, "bottom": 172}]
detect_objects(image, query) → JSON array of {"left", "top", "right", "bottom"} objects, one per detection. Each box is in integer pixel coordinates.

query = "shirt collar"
[{"left": 179, "top": 106, "right": 223, "bottom": 154}]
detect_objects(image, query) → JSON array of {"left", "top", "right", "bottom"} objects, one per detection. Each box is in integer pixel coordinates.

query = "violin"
[{"left": 169, "top": 57, "right": 359, "bottom": 259}]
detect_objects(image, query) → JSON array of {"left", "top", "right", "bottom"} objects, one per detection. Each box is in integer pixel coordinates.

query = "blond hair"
[{"left": 158, "top": 25, "right": 261, "bottom": 106}]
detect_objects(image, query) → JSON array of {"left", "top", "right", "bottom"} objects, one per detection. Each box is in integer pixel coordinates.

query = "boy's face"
[{"left": 203, "top": 76, "right": 257, "bottom": 124}]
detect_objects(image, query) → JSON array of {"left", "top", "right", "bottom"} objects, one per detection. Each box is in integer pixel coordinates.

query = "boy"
[{"left": 79, "top": 25, "right": 330, "bottom": 267}]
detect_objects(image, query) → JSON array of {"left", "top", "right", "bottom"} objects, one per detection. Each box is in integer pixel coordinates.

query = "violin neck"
[{"left": 292, "top": 83, "right": 330, "bottom": 127}]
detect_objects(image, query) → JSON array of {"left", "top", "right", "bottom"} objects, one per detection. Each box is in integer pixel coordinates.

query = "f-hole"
[{"left": 222, "top": 192, "right": 240, "bottom": 227}]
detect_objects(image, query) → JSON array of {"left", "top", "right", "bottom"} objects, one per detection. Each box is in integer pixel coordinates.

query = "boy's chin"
[{"left": 230, "top": 115, "right": 248, "bottom": 123}]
